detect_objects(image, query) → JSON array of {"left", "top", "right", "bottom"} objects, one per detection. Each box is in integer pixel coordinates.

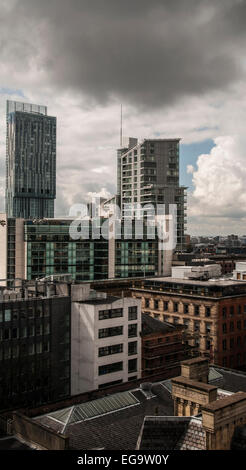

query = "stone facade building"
[{"left": 131, "top": 277, "right": 246, "bottom": 369}]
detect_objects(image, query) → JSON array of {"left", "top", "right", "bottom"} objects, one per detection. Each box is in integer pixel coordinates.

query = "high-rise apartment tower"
[
  {"left": 5, "top": 100, "right": 56, "bottom": 219},
  {"left": 117, "top": 138, "right": 187, "bottom": 251}
]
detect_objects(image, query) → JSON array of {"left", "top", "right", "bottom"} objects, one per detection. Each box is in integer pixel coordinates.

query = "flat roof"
[{"left": 144, "top": 276, "right": 246, "bottom": 287}]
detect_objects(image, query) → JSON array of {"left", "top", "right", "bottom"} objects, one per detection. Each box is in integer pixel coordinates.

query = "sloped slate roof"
[{"left": 138, "top": 416, "right": 206, "bottom": 450}]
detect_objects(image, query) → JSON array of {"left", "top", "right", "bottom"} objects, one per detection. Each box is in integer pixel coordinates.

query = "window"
[
  {"left": 237, "top": 336, "right": 241, "bottom": 346},
  {"left": 206, "top": 340, "right": 211, "bottom": 350},
  {"left": 222, "top": 357, "right": 227, "bottom": 367},
  {"left": 194, "top": 321, "right": 200, "bottom": 332},
  {"left": 128, "top": 358, "right": 137, "bottom": 373},
  {"left": 230, "top": 306, "right": 234, "bottom": 317},
  {"left": 222, "top": 323, "right": 227, "bottom": 334},
  {"left": 36, "top": 342, "right": 42, "bottom": 354},
  {"left": 99, "top": 308, "right": 123, "bottom": 320},
  {"left": 12, "top": 327, "right": 19, "bottom": 339},
  {"left": 145, "top": 299, "right": 150, "bottom": 308},
  {"left": 222, "top": 339, "right": 227, "bottom": 351},
  {"left": 98, "top": 380, "right": 123, "bottom": 389},
  {"left": 128, "top": 306, "right": 138, "bottom": 321},
  {"left": 230, "top": 321, "right": 234, "bottom": 332},
  {"left": 238, "top": 305, "right": 242, "bottom": 315},
  {"left": 28, "top": 344, "right": 35, "bottom": 355},
  {"left": 4, "top": 310, "right": 11, "bottom": 322},
  {"left": 205, "top": 307, "right": 211, "bottom": 318},
  {"left": 98, "top": 344, "right": 123, "bottom": 357},
  {"left": 36, "top": 324, "right": 43, "bottom": 336},
  {"left": 4, "top": 328, "right": 10, "bottom": 340},
  {"left": 28, "top": 325, "right": 35, "bottom": 337},
  {"left": 194, "top": 306, "right": 200, "bottom": 316},
  {"left": 164, "top": 301, "right": 168, "bottom": 311},
  {"left": 98, "top": 361, "right": 123, "bottom": 376},
  {"left": 128, "top": 324, "right": 137, "bottom": 338},
  {"left": 222, "top": 307, "right": 227, "bottom": 318},
  {"left": 43, "top": 341, "right": 50, "bottom": 352},
  {"left": 184, "top": 304, "right": 189, "bottom": 314},
  {"left": 128, "top": 341, "right": 137, "bottom": 356},
  {"left": 98, "top": 326, "right": 123, "bottom": 338},
  {"left": 230, "top": 338, "right": 234, "bottom": 349},
  {"left": 173, "top": 302, "right": 178, "bottom": 313},
  {"left": 237, "top": 321, "right": 241, "bottom": 331}
]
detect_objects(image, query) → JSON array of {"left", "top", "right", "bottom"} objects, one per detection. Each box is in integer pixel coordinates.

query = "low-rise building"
[
  {"left": 233, "top": 262, "right": 246, "bottom": 281},
  {"left": 141, "top": 313, "right": 190, "bottom": 379},
  {"left": 71, "top": 286, "right": 142, "bottom": 394}
]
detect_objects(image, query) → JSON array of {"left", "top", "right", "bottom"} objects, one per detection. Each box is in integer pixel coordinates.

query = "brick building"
[
  {"left": 131, "top": 277, "right": 246, "bottom": 370},
  {"left": 141, "top": 313, "right": 190, "bottom": 379}
]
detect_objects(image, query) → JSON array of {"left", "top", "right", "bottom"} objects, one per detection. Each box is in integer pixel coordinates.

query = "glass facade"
[
  {"left": 24, "top": 220, "right": 108, "bottom": 281},
  {"left": 6, "top": 100, "right": 56, "bottom": 219}
]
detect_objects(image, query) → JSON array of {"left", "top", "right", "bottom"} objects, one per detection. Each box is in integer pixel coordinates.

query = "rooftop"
[
  {"left": 138, "top": 416, "right": 205, "bottom": 450},
  {"left": 78, "top": 296, "right": 120, "bottom": 305},
  {"left": 141, "top": 313, "right": 183, "bottom": 335},
  {"left": 34, "top": 384, "right": 173, "bottom": 450},
  {"left": 31, "top": 364, "right": 246, "bottom": 450},
  {"left": 144, "top": 276, "right": 246, "bottom": 287}
]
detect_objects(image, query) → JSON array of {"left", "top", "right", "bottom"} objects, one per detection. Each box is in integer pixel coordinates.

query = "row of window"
[
  {"left": 145, "top": 299, "right": 211, "bottom": 317},
  {"left": 222, "top": 305, "right": 246, "bottom": 317},
  {"left": 98, "top": 358, "right": 137, "bottom": 376},
  {"left": 98, "top": 341, "right": 138, "bottom": 357},
  {"left": 98, "top": 306, "right": 138, "bottom": 321},
  {"left": 222, "top": 320, "right": 246, "bottom": 333},
  {"left": 98, "top": 324, "right": 138, "bottom": 339},
  {"left": 0, "top": 341, "right": 50, "bottom": 360},
  {"left": 0, "top": 306, "right": 50, "bottom": 322},
  {"left": 222, "top": 336, "right": 246, "bottom": 350},
  {"left": 0, "top": 324, "right": 50, "bottom": 341}
]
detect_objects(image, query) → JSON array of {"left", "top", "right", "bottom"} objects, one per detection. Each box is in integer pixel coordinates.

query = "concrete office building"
[
  {"left": 6, "top": 100, "right": 56, "bottom": 219},
  {"left": 71, "top": 284, "right": 141, "bottom": 394},
  {"left": 116, "top": 138, "right": 187, "bottom": 251}
]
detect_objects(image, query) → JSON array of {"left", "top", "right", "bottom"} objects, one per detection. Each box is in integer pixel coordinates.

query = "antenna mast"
[{"left": 120, "top": 104, "right": 123, "bottom": 147}]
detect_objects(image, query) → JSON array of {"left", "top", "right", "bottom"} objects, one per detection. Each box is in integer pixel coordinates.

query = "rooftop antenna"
[{"left": 120, "top": 104, "right": 123, "bottom": 147}]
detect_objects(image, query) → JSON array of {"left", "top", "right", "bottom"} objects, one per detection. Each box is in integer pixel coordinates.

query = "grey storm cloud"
[{"left": 3, "top": 0, "right": 246, "bottom": 108}]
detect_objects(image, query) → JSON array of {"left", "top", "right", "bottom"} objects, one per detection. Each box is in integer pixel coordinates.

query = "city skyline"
[{"left": 1, "top": 1, "right": 246, "bottom": 235}]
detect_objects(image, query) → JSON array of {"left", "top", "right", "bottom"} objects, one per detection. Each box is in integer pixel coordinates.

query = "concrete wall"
[{"left": 71, "top": 296, "right": 142, "bottom": 395}]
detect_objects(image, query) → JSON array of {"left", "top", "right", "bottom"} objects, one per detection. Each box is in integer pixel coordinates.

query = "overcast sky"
[{"left": 1, "top": 0, "right": 246, "bottom": 235}]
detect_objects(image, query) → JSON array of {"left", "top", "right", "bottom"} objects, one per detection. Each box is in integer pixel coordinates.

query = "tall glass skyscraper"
[{"left": 6, "top": 100, "right": 56, "bottom": 219}]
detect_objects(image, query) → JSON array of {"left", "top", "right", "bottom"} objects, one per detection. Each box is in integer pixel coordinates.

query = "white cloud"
[{"left": 187, "top": 135, "right": 246, "bottom": 234}]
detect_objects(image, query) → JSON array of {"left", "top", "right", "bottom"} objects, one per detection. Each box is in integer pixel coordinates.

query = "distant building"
[
  {"left": 233, "top": 262, "right": 246, "bottom": 281},
  {"left": 6, "top": 100, "right": 56, "bottom": 219}
]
